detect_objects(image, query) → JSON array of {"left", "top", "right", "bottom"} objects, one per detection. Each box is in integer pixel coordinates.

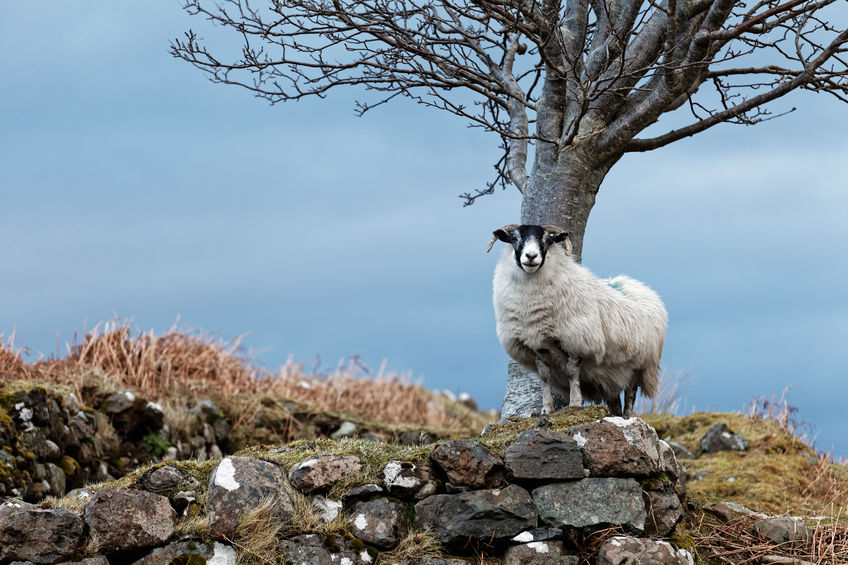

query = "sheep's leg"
[
  {"left": 606, "top": 394, "right": 623, "bottom": 417},
  {"left": 534, "top": 359, "right": 556, "bottom": 416},
  {"left": 623, "top": 380, "right": 638, "bottom": 418},
  {"left": 565, "top": 355, "right": 583, "bottom": 408}
]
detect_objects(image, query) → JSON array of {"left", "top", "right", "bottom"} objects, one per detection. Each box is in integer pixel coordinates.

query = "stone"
[
  {"left": 345, "top": 483, "right": 384, "bottom": 501},
  {"left": 597, "top": 536, "right": 694, "bottom": 565},
  {"left": 279, "top": 533, "right": 372, "bottom": 564},
  {"left": 331, "top": 420, "right": 357, "bottom": 439},
  {"left": 504, "top": 429, "right": 584, "bottom": 481},
  {"left": 643, "top": 481, "right": 684, "bottom": 536},
  {"left": 533, "top": 478, "right": 647, "bottom": 532},
  {"left": 348, "top": 497, "right": 406, "bottom": 549},
  {"left": 399, "top": 430, "right": 435, "bottom": 445},
  {"left": 503, "top": 541, "right": 577, "bottom": 565},
  {"left": 703, "top": 501, "right": 768, "bottom": 522},
  {"left": 84, "top": 487, "right": 175, "bottom": 552},
  {"left": 134, "top": 464, "right": 199, "bottom": 494},
  {"left": 570, "top": 417, "right": 669, "bottom": 477},
  {"left": 0, "top": 500, "right": 83, "bottom": 563},
  {"left": 700, "top": 423, "right": 748, "bottom": 453},
  {"left": 753, "top": 516, "right": 812, "bottom": 545},
  {"left": 429, "top": 439, "right": 505, "bottom": 489},
  {"left": 383, "top": 460, "right": 435, "bottom": 499},
  {"left": 395, "top": 557, "right": 473, "bottom": 565},
  {"left": 132, "top": 540, "right": 237, "bottom": 565},
  {"left": 207, "top": 456, "right": 295, "bottom": 537},
  {"left": 171, "top": 490, "right": 197, "bottom": 516},
  {"left": 103, "top": 391, "right": 164, "bottom": 441},
  {"left": 668, "top": 441, "right": 696, "bottom": 460},
  {"left": 33, "top": 462, "right": 66, "bottom": 497},
  {"left": 288, "top": 454, "right": 362, "bottom": 494},
  {"left": 510, "top": 527, "right": 563, "bottom": 543},
  {"left": 62, "top": 557, "right": 110, "bottom": 565},
  {"left": 312, "top": 495, "right": 343, "bottom": 522},
  {"left": 499, "top": 360, "right": 547, "bottom": 419},
  {"left": 414, "top": 484, "right": 538, "bottom": 547}
]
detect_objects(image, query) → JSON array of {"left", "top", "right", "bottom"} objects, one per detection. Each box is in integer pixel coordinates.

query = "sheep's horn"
[
  {"left": 486, "top": 223, "right": 520, "bottom": 253},
  {"left": 542, "top": 224, "right": 565, "bottom": 234}
]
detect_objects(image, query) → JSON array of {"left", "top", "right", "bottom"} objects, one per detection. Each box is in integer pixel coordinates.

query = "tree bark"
[{"left": 521, "top": 144, "right": 613, "bottom": 263}]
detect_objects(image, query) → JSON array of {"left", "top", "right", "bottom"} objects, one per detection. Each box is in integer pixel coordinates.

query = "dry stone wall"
[{"left": 0, "top": 415, "right": 697, "bottom": 564}]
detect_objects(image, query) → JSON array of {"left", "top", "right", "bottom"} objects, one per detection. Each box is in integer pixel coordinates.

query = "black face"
[{"left": 493, "top": 225, "right": 568, "bottom": 273}]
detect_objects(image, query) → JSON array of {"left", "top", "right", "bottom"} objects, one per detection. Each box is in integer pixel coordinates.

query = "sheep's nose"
[{"left": 524, "top": 252, "right": 538, "bottom": 261}]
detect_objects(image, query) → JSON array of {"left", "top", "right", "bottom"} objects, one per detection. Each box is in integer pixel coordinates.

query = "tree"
[
  {"left": 172, "top": 0, "right": 848, "bottom": 261},
  {"left": 171, "top": 0, "right": 847, "bottom": 413}
]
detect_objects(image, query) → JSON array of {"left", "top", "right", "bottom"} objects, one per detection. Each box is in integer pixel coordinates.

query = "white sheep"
[{"left": 488, "top": 224, "right": 667, "bottom": 417}]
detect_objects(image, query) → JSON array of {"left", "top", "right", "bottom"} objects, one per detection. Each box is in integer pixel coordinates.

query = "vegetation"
[{"left": 3, "top": 322, "right": 848, "bottom": 563}]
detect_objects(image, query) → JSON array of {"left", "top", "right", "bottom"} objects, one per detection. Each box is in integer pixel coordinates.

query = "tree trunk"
[{"left": 499, "top": 144, "right": 616, "bottom": 420}]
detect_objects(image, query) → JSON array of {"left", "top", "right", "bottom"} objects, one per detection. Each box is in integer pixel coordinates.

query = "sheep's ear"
[
  {"left": 545, "top": 231, "right": 572, "bottom": 255},
  {"left": 487, "top": 224, "right": 518, "bottom": 252}
]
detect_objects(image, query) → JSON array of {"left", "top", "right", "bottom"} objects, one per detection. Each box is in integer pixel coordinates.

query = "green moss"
[
  {"left": 171, "top": 555, "right": 207, "bottom": 565},
  {"left": 323, "top": 533, "right": 341, "bottom": 553},
  {"left": 59, "top": 456, "right": 81, "bottom": 477},
  {"left": 142, "top": 433, "right": 171, "bottom": 456}
]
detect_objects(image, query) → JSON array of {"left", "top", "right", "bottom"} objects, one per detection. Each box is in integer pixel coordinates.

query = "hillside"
[{"left": 1, "top": 323, "right": 847, "bottom": 563}]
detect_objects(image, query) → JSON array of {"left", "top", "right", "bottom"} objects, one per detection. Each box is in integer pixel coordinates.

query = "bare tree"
[
  {"left": 172, "top": 0, "right": 848, "bottom": 260},
  {"left": 172, "top": 0, "right": 847, "bottom": 416}
]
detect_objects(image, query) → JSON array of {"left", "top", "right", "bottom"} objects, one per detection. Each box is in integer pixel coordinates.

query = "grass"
[{"left": 0, "top": 320, "right": 491, "bottom": 437}]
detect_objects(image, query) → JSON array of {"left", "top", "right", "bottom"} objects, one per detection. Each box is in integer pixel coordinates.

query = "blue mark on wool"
[{"left": 608, "top": 281, "right": 625, "bottom": 292}]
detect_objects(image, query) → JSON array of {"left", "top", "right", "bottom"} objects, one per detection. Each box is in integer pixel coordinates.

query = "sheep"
[{"left": 488, "top": 224, "right": 667, "bottom": 417}]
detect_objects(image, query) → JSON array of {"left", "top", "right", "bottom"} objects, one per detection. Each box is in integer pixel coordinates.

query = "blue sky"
[{"left": 2, "top": 3, "right": 846, "bottom": 456}]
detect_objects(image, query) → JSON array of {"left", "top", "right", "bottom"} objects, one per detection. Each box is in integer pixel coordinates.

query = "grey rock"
[
  {"left": 84, "top": 487, "right": 175, "bottom": 552},
  {"left": 504, "top": 429, "right": 584, "bottom": 481},
  {"left": 399, "top": 430, "right": 435, "bottom": 446},
  {"left": 288, "top": 454, "right": 362, "bottom": 494},
  {"left": 0, "top": 500, "right": 83, "bottom": 563},
  {"left": 312, "top": 495, "right": 343, "bottom": 522},
  {"left": 429, "top": 439, "right": 505, "bottom": 489},
  {"left": 510, "top": 527, "right": 563, "bottom": 543},
  {"left": 668, "top": 441, "right": 696, "bottom": 460},
  {"left": 414, "top": 484, "right": 538, "bottom": 547},
  {"left": 597, "top": 536, "right": 694, "bottom": 565},
  {"left": 348, "top": 497, "right": 406, "bottom": 549},
  {"left": 643, "top": 481, "right": 684, "bottom": 536},
  {"left": 212, "top": 418, "right": 231, "bottom": 442},
  {"left": 499, "top": 360, "right": 545, "bottom": 420},
  {"left": 171, "top": 490, "right": 197, "bottom": 517},
  {"left": 383, "top": 460, "right": 435, "bottom": 499},
  {"left": 279, "top": 533, "right": 372, "bottom": 564},
  {"left": 753, "top": 516, "right": 812, "bottom": 545},
  {"left": 503, "top": 541, "right": 577, "bottom": 565},
  {"left": 397, "top": 557, "right": 476, "bottom": 565},
  {"left": 331, "top": 421, "right": 357, "bottom": 439},
  {"left": 345, "top": 483, "right": 384, "bottom": 501},
  {"left": 570, "top": 417, "right": 669, "bottom": 477},
  {"left": 134, "top": 464, "right": 199, "bottom": 494},
  {"left": 63, "top": 557, "right": 110, "bottom": 565},
  {"left": 33, "top": 463, "right": 66, "bottom": 497},
  {"left": 207, "top": 456, "right": 294, "bottom": 537},
  {"left": 192, "top": 398, "right": 222, "bottom": 420},
  {"left": 533, "top": 478, "right": 647, "bottom": 532},
  {"left": 132, "top": 540, "right": 237, "bottom": 565},
  {"left": 703, "top": 501, "right": 768, "bottom": 522},
  {"left": 700, "top": 423, "right": 748, "bottom": 453}
]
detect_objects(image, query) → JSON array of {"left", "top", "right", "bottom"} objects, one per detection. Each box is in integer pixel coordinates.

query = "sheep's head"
[{"left": 487, "top": 224, "right": 571, "bottom": 273}]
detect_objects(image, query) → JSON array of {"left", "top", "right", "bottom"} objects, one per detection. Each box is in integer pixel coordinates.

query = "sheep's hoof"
[{"left": 535, "top": 416, "right": 552, "bottom": 430}]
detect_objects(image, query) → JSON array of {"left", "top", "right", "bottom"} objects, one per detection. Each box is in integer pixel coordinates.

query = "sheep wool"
[{"left": 491, "top": 224, "right": 667, "bottom": 416}]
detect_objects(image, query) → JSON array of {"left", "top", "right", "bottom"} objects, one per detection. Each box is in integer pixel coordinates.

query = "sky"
[{"left": 1, "top": 3, "right": 846, "bottom": 456}]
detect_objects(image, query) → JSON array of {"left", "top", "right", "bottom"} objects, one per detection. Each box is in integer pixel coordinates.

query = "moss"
[
  {"left": 171, "top": 555, "right": 207, "bottom": 565},
  {"left": 323, "top": 533, "right": 341, "bottom": 553},
  {"left": 59, "top": 455, "right": 81, "bottom": 477}
]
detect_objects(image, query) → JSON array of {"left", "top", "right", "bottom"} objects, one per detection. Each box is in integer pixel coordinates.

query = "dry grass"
[
  {"left": 691, "top": 510, "right": 848, "bottom": 564},
  {"left": 0, "top": 319, "right": 489, "bottom": 430},
  {"left": 635, "top": 366, "right": 699, "bottom": 416}
]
